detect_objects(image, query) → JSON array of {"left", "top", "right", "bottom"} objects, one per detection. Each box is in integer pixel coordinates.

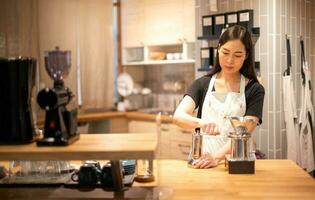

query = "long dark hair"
[{"left": 207, "top": 25, "right": 258, "bottom": 82}]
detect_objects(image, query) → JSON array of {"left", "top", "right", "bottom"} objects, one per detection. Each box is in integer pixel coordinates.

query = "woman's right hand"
[{"left": 198, "top": 120, "right": 220, "bottom": 135}]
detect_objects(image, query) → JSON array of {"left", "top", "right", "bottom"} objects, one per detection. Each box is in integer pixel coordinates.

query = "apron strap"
[
  {"left": 209, "top": 73, "right": 217, "bottom": 91},
  {"left": 210, "top": 73, "right": 245, "bottom": 93},
  {"left": 240, "top": 75, "right": 246, "bottom": 93}
]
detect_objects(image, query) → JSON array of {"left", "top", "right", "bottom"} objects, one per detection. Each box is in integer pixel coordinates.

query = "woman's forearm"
[{"left": 173, "top": 111, "right": 202, "bottom": 129}]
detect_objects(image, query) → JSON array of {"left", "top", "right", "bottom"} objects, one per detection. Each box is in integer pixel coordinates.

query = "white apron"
[
  {"left": 201, "top": 73, "right": 246, "bottom": 155},
  {"left": 282, "top": 74, "right": 300, "bottom": 164},
  {"left": 298, "top": 61, "right": 315, "bottom": 172}
]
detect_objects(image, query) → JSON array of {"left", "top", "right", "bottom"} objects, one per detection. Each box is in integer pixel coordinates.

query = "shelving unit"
[
  {"left": 122, "top": 42, "right": 195, "bottom": 66},
  {"left": 197, "top": 27, "right": 260, "bottom": 72},
  {"left": 197, "top": 27, "right": 260, "bottom": 45}
]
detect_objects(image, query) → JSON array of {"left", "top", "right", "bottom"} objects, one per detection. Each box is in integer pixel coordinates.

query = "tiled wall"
[{"left": 196, "top": 0, "right": 315, "bottom": 159}]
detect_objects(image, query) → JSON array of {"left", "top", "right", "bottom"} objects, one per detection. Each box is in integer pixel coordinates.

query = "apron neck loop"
[{"left": 209, "top": 73, "right": 245, "bottom": 93}]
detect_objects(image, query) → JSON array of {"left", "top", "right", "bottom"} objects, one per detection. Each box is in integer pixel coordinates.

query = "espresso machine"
[
  {"left": 225, "top": 116, "right": 258, "bottom": 174},
  {"left": 0, "top": 57, "right": 36, "bottom": 144},
  {"left": 37, "top": 47, "right": 79, "bottom": 146}
]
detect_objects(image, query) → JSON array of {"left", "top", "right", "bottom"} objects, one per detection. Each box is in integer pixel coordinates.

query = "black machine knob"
[{"left": 37, "top": 87, "right": 71, "bottom": 110}]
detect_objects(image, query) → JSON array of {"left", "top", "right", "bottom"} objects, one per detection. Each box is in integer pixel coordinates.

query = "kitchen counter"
[
  {"left": 0, "top": 159, "right": 314, "bottom": 199},
  {"left": 37, "top": 111, "right": 174, "bottom": 125},
  {"left": 157, "top": 159, "right": 315, "bottom": 200}
]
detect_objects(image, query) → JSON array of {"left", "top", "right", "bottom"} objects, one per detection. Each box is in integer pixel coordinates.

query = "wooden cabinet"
[
  {"left": 168, "top": 124, "right": 192, "bottom": 160},
  {"left": 128, "top": 120, "right": 192, "bottom": 160},
  {"left": 121, "top": 0, "right": 195, "bottom": 47},
  {"left": 121, "top": 0, "right": 145, "bottom": 48},
  {"left": 128, "top": 120, "right": 157, "bottom": 133}
]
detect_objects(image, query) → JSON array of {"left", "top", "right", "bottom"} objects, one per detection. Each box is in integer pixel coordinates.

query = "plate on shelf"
[{"left": 117, "top": 72, "right": 134, "bottom": 97}]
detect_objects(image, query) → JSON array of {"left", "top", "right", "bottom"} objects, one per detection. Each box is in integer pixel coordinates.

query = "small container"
[
  {"left": 166, "top": 53, "right": 174, "bottom": 60},
  {"left": 173, "top": 53, "right": 181, "bottom": 60},
  {"left": 213, "top": 14, "right": 226, "bottom": 37},
  {"left": 237, "top": 9, "right": 254, "bottom": 31},
  {"left": 202, "top": 15, "right": 214, "bottom": 36},
  {"left": 200, "top": 48, "right": 210, "bottom": 69},
  {"left": 225, "top": 12, "right": 238, "bottom": 27}
]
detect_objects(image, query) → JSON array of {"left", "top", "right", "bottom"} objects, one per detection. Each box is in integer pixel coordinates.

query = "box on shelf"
[
  {"left": 201, "top": 47, "right": 217, "bottom": 70},
  {"left": 214, "top": 14, "right": 226, "bottom": 37},
  {"left": 201, "top": 48, "right": 210, "bottom": 70},
  {"left": 237, "top": 9, "right": 254, "bottom": 31},
  {"left": 225, "top": 12, "right": 238, "bottom": 28},
  {"left": 202, "top": 15, "right": 214, "bottom": 36}
]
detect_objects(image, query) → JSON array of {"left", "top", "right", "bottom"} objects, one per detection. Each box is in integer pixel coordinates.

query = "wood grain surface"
[{"left": 0, "top": 133, "right": 157, "bottom": 161}]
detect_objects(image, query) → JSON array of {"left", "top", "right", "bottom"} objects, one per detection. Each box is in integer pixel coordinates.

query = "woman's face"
[{"left": 218, "top": 39, "right": 247, "bottom": 75}]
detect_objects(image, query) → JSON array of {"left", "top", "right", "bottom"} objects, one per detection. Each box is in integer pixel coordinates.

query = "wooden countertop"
[
  {"left": 37, "top": 111, "right": 174, "bottom": 125},
  {"left": 0, "top": 133, "right": 157, "bottom": 161},
  {"left": 79, "top": 111, "right": 173, "bottom": 123},
  {"left": 0, "top": 159, "right": 314, "bottom": 199},
  {"left": 157, "top": 159, "right": 315, "bottom": 200}
]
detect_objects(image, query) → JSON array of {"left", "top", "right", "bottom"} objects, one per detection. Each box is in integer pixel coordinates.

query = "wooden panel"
[
  {"left": 110, "top": 118, "right": 129, "bottom": 133},
  {"left": 171, "top": 141, "right": 190, "bottom": 160},
  {"left": 38, "top": 0, "right": 114, "bottom": 109},
  {"left": 121, "top": 0, "right": 195, "bottom": 47},
  {"left": 128, "top": 120, "right": 157, "bottom": 133},
  {"left": 0, "top": 134, "right": 157, "bottom": 161},
  {"left": 121, "top": 0, "right": 145, "bottom": 47},
  {"left": 169, "top": 124, "right": 192, "bottom": 143}
]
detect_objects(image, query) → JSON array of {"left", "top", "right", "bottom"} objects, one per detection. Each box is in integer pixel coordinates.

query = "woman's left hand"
[{"left": 193, "top": 153, "right": 219, "bottom": 169}]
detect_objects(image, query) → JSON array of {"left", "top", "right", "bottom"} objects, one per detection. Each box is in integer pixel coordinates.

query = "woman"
[{"left": 173, "top": 25, "right": 265, "bottom": 169}]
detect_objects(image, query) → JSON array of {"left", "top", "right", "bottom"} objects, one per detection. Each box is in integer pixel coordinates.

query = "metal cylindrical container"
[
  {"left": 191, "top": 129, "right": 203, "bottom": 159},
  {"left": 188, "top": 128, "right": 203, "bottom": 167},
  {"left": 229, "top": 134, "right": 250, "bottom": 160}
]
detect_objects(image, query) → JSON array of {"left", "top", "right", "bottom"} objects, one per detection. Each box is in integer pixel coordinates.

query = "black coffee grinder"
[{"left": 37, "top": 47, "right": 79, "bottom": 146}]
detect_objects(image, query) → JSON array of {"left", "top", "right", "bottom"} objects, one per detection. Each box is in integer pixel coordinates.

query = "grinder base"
[
  {"left": 225, "top": 155, "right": 255, "bottom": 174},
  {"left": 226, "top": 158, "right": 255, "bottom": 174},
  {"left": 37, "top": 134, "right": 80, "bottom": 146}
]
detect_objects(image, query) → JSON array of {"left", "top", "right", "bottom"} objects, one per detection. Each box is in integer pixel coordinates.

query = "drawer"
[
  {"left": 171, "top": 141, "right": 191, "bottom": 160},
  {"left": 170, "top": 128, "right": 192, "bottom": 143}
]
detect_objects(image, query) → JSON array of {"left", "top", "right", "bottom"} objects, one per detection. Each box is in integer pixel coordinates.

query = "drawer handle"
[
  {"left": 178, "top": 144, "right": 190, "bottom": 148},
  {"left": 180, "top": 130, "right": 192, "bottom": 134},
  {"left": 161, "top": 127, "right": 169, "bottom": 131},
  {"left": 178, "top": 144, "right": 190, "bottom": 155}
]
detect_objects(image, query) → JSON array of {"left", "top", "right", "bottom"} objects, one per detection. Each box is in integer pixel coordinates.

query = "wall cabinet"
[
  {"left": 121, "top": 0, "right": 196, "bottom": 66},
  {"left": 121, "top": 0, "right": 195, "bottom": 48}
]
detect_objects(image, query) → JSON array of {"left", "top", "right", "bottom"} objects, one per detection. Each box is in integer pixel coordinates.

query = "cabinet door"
[
  {"left": 144, "top": 0, "right": 183, "bottom": 45},
  {"left": 121, "top": 0, "right": 145, "bottom": 47},
  {"left": 128, "top": 120, "right": 157, "bottom": 133},
  {"left": 159, "top": 123, "right": 172, "bottom": 159},
  {"left": 169, "top": 124, "right": 192, "bottom": 160}
]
